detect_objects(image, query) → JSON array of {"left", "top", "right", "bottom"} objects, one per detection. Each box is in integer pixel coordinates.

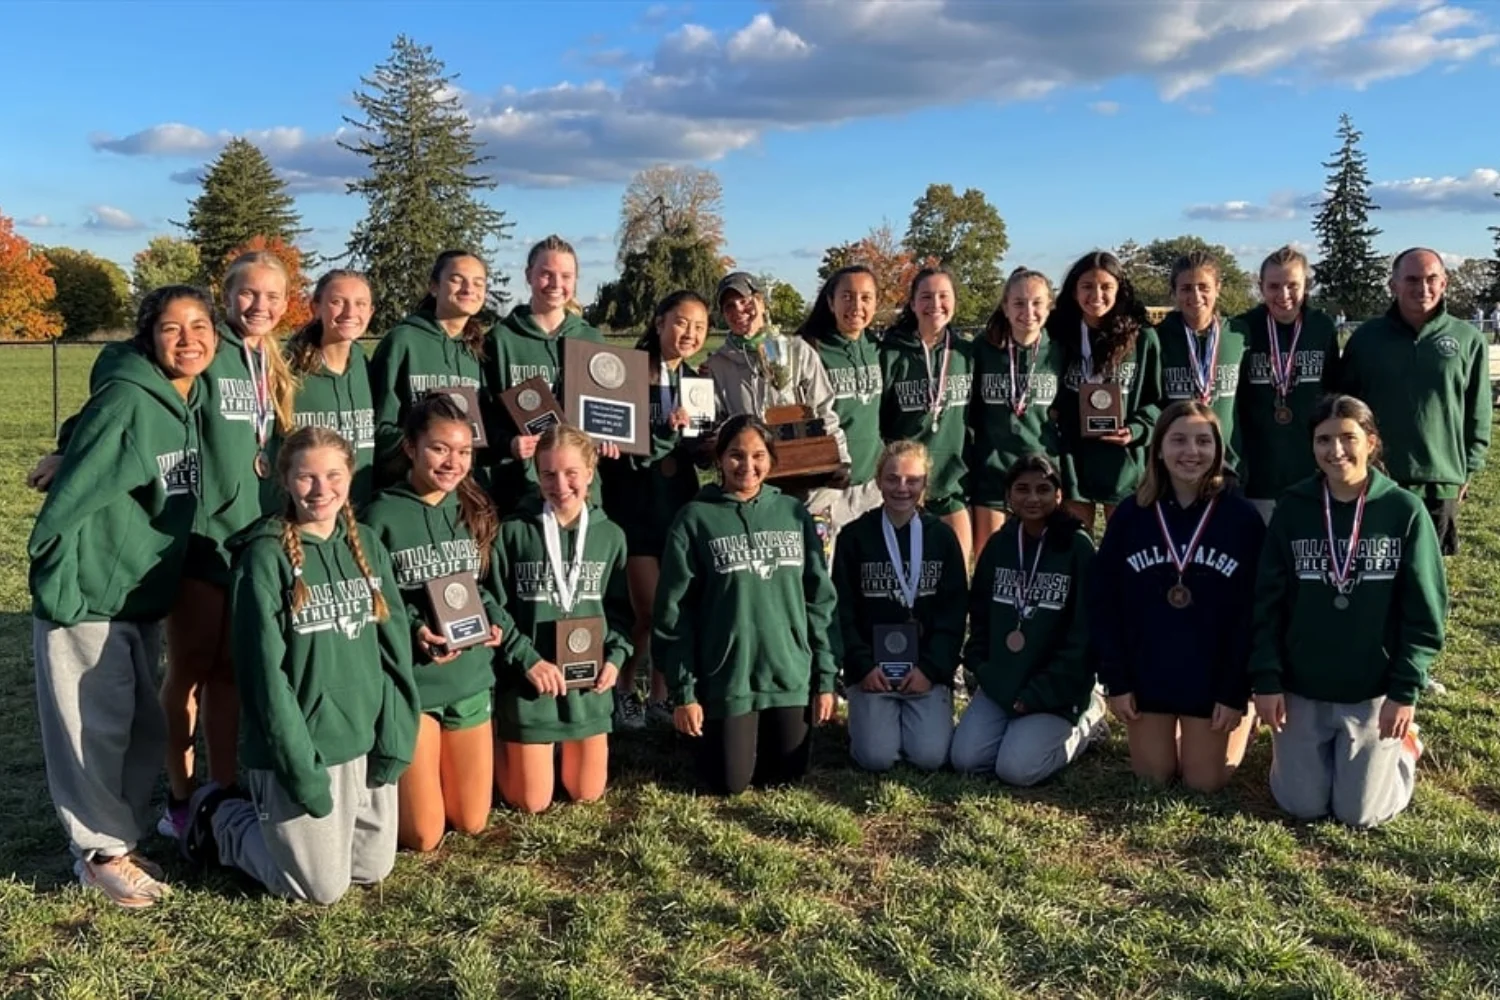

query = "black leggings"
[{"left": 696, "top": 705, "right": 812, "bottom": 795}]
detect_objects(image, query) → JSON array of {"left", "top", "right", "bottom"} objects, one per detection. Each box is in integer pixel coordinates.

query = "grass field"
[{"left": 1, "top": 346, "right": 1498, "bottom": 999}]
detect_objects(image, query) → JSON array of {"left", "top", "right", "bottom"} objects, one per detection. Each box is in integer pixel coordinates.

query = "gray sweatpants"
[
  {"left": 846, "top": 685, "right": 953, "bottom": 772},
  {"left": 213, "top": 757, "right": 398, "bottom": 905},
  {"left": 33, "top": 617, "right": 166, "bottom": 860},
  {"left": 807, "top": 480, "right": 883, "bottom": 559},
  {"left": 950, "top": 689, "right": 1093, "bottom": 786},
  {"left": 1269, "top": 693, "right": 1415, "bottom": 829}
]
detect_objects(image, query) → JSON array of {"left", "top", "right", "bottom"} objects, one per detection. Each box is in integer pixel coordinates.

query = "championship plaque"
[
  {"left": 426, "top": 386, "right": 488, "bottom": 448},
  {"left": 563, "top": 339, "right": 651, "bottom": 456},
  {"left": 1079, "top": 381, "right": 1124, "bottom": 437},
  {"left": 554, "top": 615, "right": 605, "bottom": 691},
  {"left": 764, "top": 403, "right": 843, "bottom": 490},
  {"left": 680, "top": 376, "right": 717, "bottom": 438},
  {"left": 873, "top": 622, "right": 919, "bottom": 686},
  {"left": 501, "top": 376, "right": 566, "bottom": 437},
  {"left": 423, "top": 574, "right": 490, "bottom": 651}
]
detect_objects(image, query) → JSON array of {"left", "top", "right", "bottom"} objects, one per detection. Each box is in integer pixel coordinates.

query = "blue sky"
[{"left": 3, "top": 0, "right": 1497, "bottom": 304}]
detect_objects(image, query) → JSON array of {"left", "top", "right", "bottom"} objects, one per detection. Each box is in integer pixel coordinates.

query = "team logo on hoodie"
[
  {"left": 410, "top": 373, "right": 480, "bottom": 393},
  {"left": 1062, "top": 361, "right": 1139, "bottom": 393},
  {"left": 1163, "top": 363, "right": 1240, "bottom": 400},
  {"left": 1245, "top": 350, "right": 1324, "bottom": 386},
  {"left": 709, "top": 530, "right": 804, "bottom": 579},
  {"left": 292, "top": 575, "right": 380, "bottom": 640},
  {"left": 296, "top": 408, "right": 376, "bottom": 453},
  {"left": 218, "top": 377, "right": 261, "bottom": 422},
  {"left": 827, "top": 363, "right": 882, "bottom": 405},
  {"left": 391, "top": 539, "right": 480, "bottom": 587},
  {"left": 513, "top": 561, "right": 607, "bottom": 603},
  {"left": 1290, "top": 536, "right": 1402, "bottom": 586},
  {"left": 156, "top": 449, "right": 200, "bottom": 497},
  {"left": 980, "top": 371, "right": 1057, "bottom": 408},
  {"left": 1125, "top": 545, "right": 1242, "bottom": 578},
  {"left": 1434, "top": 335, "right": 1460, "bottom": 359},
  {"left": 891, "top": 374, "right": 973, "bottom": 413},
  {"left": 859, "top": 560, "right": 944, "bottom": 599},
  {"left": 989, "top": 567, "right": 1070, "bottom": 615}
]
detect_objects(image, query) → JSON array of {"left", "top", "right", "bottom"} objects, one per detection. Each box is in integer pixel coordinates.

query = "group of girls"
[{"left": 27, "top": 237, "right": 1446, "bottom": 913}]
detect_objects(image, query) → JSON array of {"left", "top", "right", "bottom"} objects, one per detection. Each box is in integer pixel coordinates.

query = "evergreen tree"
[
  {"left": 1487, "top": 191, "right": 1500, "bottom": 306},
  {"left": 1310, "top": 114, "right": 1386, "bottom": 320},
  {"left": 588, "top": 224, "right": 720, "bottom": 331},
  {"left": 178, "top": 138, "right": 304, "bottom": 288},
  {"left": 341, "top": 36, "right": 512, "bottom": 333}
]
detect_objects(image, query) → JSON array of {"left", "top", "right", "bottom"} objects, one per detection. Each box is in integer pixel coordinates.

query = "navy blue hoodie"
[{"left": 1089, "top": 490, "right": 1265, "bottom": 716}]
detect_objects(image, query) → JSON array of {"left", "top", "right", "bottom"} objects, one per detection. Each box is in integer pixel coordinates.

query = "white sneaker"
[
  {"left": 76, "top": 854, "right": 171, "bottom": 909},
  {"left": 1083, "top": 690, "right": 1111, "bottom": 748}
]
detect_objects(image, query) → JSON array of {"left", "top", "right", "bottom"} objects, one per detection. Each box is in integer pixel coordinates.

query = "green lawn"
[{"left": 1, "top": 347, "right": 1498, "bottom": 998}]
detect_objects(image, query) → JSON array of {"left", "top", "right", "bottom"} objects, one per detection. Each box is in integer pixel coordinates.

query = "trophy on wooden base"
[
  {"left": 1079, "top": 381, "right": 1124, "bottom": 437},
  {"left": 501, "top": 377, "right": 566, "bottom": 437},
  {"left": 555, "top": 616, "right": 605, "bottom": 691},
  {"left": 763, "top": 403, "right": 843, "bottom": 491},
  {"left": 423, "top": 574, "right": 490, "bottom": 651},
  {"left": 563, "top": 340, "right": 651, "bottom": 456}
]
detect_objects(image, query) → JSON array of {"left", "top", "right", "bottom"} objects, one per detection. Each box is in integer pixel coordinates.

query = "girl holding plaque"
[
  {"left": 492, "top": 426, "right": 633, "bottom": 813},
  {"left": 1156, "top": 252, "right": 1247, "bottom": 477},
  {"left": 832, "top": 441, "right": 967, "bottom": 772},
  {"left": 969, "top": 267, "right": 1067, "bottom": 559},
  {"left": 601, "top": 291, "right": 712, "bottom": 730},
  {"left": 654, "top": 414, "right": 840, "bottom": 795},
  {"left": 363, "top": 396, "right": 509, "bottom": 851},
  {"left": 369, "top": 249, "right": 491, "bottom": 484},
  {"left": 951, "top": 454, "right": 1107, "bottom": 785},
  {"left": 1250, "top": 395, "right": 1444, "bottom": 828},
  {"left": 879, "top": 268, "right": 977, "bottom": 567},
  {"left": 183, "top": 426, "right": 419, "bottom": 906},
  {"left": 1089, "top": 402, "right": 1264, "bottom": 791},
  {"left": 1234, "top": 247, "right": 1343, "bottom": 523},
  {"left": 1047, "top": 251, "right": 1162, "bottom": 532}
]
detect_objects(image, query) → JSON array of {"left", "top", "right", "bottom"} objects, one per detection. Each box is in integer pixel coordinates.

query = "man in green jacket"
[{"left": 1336, "top": 249, "right": 1492, "bottom": 554}]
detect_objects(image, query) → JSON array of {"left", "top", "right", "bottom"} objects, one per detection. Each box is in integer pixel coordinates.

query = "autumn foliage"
[
  {"left": 820, "top": 223, "right": 940, "bottom": 327},
  {"left": 222, "top": 235, "right": 312, "bottom": 333},
  {"left": 0, "top": 211, "right": 63, "bottom": 340}
]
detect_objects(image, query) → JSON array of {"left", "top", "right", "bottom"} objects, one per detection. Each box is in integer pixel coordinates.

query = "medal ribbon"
[
  {"left": 1013, "top": 527, "right": 1048, "bottom": 621},
  {"left": 1007, "top": 337, "right": 1038, "bottom": 417},
  {"left": 1266, "top": 312, "right": 1302, "bottom": 404},
  {"left": 1184, "top": 318, "right": 1221, "bottom": 404},
  {"left": 243, "top": 340, "right": 273, "bottom": 449},
  {"left": 657, "top": 361, "right": 675, "bottom": 427},
  {"left": 1078, "top": 321, "right": 1099, "bottom": 381},
  {"left": 921, "top": 329, "right": 952, "bottom": 427},
  {"left": 542, "top": 501, "right": 591, "bottom": 614},
  {"left": 1322, "top": 483, "right": 1367, "bottom": 595},
  {"left": 880, "top": 511, "right": 924, "bottom": 611},
  {"left": 1154, "top": 496, "right": 1218, "bottom": 581}
]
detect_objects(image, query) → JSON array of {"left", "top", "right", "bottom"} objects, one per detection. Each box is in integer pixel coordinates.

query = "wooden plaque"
[
  {"left": 563, "top": 339, "right": 651, "bottom": 456},
  {"left": 423, "top": 573, "right": 490, "bottom": 651},
  {"left": 425, "top": 386, "right": 488, "bottom": 449},
  {"left": 1079, "top": 381, "right": 1124, "bottom": 437},
  {"left": 554, "top": 615, "right": 605, "bottom": 691},
  {"left": 501, "top": 376, "right": 565, "bottom": 437},
  {"left": 873, "top": 622, "right": 919, "bottom": 685},
  {"left": 764, "top": 403, "right": 842, "bottom": 488}
]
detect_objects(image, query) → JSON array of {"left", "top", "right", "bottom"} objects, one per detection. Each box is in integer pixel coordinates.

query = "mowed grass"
[{"left": 1, "top": 346, "right": 1498, "bottom": 999}]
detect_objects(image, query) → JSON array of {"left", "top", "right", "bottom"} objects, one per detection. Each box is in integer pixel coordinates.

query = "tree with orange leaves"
[
  {"left": 818, "top": 222, "right": 939, "bottom": 329},
  {"left": 0, "top": 211, "right": 63, "bottom": 340},
  {"left": 223, "top": 235, "right": 312, "bottom": 333}
]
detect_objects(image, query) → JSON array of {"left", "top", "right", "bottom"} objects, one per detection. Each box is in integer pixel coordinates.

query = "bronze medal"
[
  {"left": 253, "top": 450, "right": 271, "bottom": 480},
  {"left": 1005, "top": 629, "right": 1026, "bottom": 653},
  {"left": 1167, "top": 583, "right": 1192, "bottom": 609},
  {"left": 1274, "top": 404, "right": 1293, "bottom": 426}
]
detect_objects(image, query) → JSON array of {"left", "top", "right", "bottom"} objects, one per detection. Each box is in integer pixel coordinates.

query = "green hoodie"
[
  {"left": 1053, "top": 326, "right": 1163, "bottom": 504},
  {"left": 368, "top": 310, "right": 487, "bottom": 483},
  {"left": 1156, "top": 311, "right": 1246, "bottom": 474},
  {"left": 484, "top": 306, "right": 605, "bottom": 499},
  {"left": 279, "top": 348, "right": 376, "bottom": 507},
  {"left": 1233, "top": 305, "right": 1342, "bottom": 501},
  {"left": 965, "top": 522, "right": 1096, "bottom": 724},
  {"left": 1250, "top": 470, "right": 1446, "bottom": 706},
  {"left": 653, "top": 484, "right": 839, "bottom": 719},
  {"left": 1335, "top": 303, "right": 1491, "bottom": 498},
  {"left": 491, "top": 500, "right": 632, "bottom": 743},
  {"left": 229, "top": 515, "right": 419, "bottom": 818},
  {"left": 831, "top": 508, "right": 968, "bottom": 686},
  {"left": 878, "top": 328, "right": 975, "bottom": 505},
  {"left": 30, "top": 344, "right": 204, "bottom": 625},
  {"left": 362, "top": 482, "right": 512, "bottom": 715},
  {"left": 809, "top": 329, "right": 884, "bottom": 484},
  {"left": 969, "top": 332, "right": 1066, "bottom": 508}
]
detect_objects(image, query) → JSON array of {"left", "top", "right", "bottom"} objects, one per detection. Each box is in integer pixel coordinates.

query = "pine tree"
[
  {"left": 341, "top": 36, "right": 512, "bottom": 333},
  {"left": 588, "top": 224, "right": 721, "bottom": 331},
  {"left": 1310, "top": 114, "right": 1387, "bottom": 320},
  {"left": 178, "top": 138, "right": 305, "bottom": 289},
  {"left": 1487, "top": 191, "right": 1500, "bottom": 307}
]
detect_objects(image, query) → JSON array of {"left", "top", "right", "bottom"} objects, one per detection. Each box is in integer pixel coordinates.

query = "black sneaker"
[{"left": 180, "top": 782, "right": 244, "bottom": 866}]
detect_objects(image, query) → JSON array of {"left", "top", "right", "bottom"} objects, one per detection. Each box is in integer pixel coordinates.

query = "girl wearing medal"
[
  {"left": 654, "top": 414, "right": 840, "bottom": 795},
  {"left": 1047, "top": 251, "right": 1162, "bottom": 532},
  {"left": 952, "top": 454, "right": 1107, "bottom": 785},
  {"left": 601, "top": 290, "right": 711, "bottom": 730},
  {"left": 832, "top": 441, "right": 967, "bottom": 772},
  {"left": 493, "top": 426, "right": 632, "bottom": 813},
  {"left": 183, "top": 426, "right": 419, "bottom": 905},
  {"left": 1157, "top": 252, "right": 1247, "bottom": 477},
  {"left": 369, "top": 250, "right": 491, "bottom": 485},
  {"left": 969, "top": 267, "right": 1066, "bottom": 559},
  {"left": 277, "top": 270, "right": 378, "bottom": 508},
  {"left": 1250, "top": 395, "right": 1444, "bottom": 828},
  {"left": 363, "top": 396, "right": 509, "bottom": 851},
  {"left": 1234, "top": 247, "right": 1343, "bottom": 523},
  {"left": 1090, "top": 401, "right": 1264, "bottom": 791},
  {"left": 879, "top": 268, "right": 977, "bottom": 567}
]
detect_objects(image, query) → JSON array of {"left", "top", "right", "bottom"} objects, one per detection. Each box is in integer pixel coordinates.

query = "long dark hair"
[
  {"left": 403, "top": 394, "right": 499, "bottom": 573},
  {"left": 133, "top": 285, "right": 219, "bottom": 362},
  {"left": 1309, "top": 394, "right": 1387, "bottom": 475},
  {"left": 715, "top": 413, "right": 779, "bottom": 470},
  {"left": 797, "top": 265, "right": 877, "bottom": 345},
  {"left": 416, "top": 249, "right": 488, "bottom": 363},
  {"left": 888, "top": 267, "right": 954, "bottom": 338},
  {"left": 1002, "top": 453, "right": 1082, "bottom": 551},
  {"left": 286, "top": 269, "right": 370, "bottom": 376},
  {"left": 1049, "top": 251, "right": 1148, "bottom": 371},
  {"left": 635, "top": 289, "right": 710, "bottom": 362},
  {"left": 1137, "top": 401, "right": 1226, "bottom": 507}
]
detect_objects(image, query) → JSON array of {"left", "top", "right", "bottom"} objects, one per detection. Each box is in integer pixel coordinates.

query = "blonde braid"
[
  {"left": 341, "top": 504, "right": 390, "bottom": 622},
  {"left": 280, "top": 515, "right": 311, "bottom": 616}
]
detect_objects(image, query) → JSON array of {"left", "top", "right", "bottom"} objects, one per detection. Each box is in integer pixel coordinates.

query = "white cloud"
[
  {"left": 1372, "top": 167, "right": 1500, "bottom": 213},
  {"left": 89, "top": 122, "right": 216, "bottom": 156},
  {"left": 1316, "top": 5, "right": 1497, "bottom": 88},
  {"left": 1088, "top": 101, "right": 1121, "bottom": 116},
  {"left": 18, "top": 214, "right": 56, "bottom": 227},
  {"left": 725, "top": 13, "right": 811, "bottom": 63},
  {"left": 1184, "top": 192, "right": 1304, "bottom": 222},
  {"left": 84, "top": 205, "right": 145, "bottom": 231}
]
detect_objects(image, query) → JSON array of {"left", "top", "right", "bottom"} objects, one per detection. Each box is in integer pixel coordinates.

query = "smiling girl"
[
  {"left": 1090, "top": 402, "right": 1264, "bottom": 791},
  {"left": 654, "top": 414, "right": 840, "bottom": 795},
  {"left": 1250, "top": 395, "right": 1444, "bottom": 828}
]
